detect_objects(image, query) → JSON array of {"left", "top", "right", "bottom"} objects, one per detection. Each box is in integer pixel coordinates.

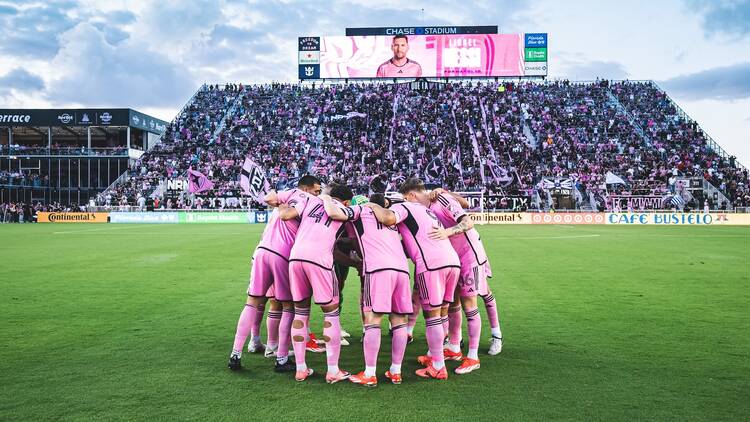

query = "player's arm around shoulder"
[
  {"left": 277, "top": 203, "right": 299, "bottom": 221},
  {"left": 320, "top": 194, "right": 350, "bottom": 221},
  {"left": 364, "top": 202, "right": 397, "bottom": 226}
]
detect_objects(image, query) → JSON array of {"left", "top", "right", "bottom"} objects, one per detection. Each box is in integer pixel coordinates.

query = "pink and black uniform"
[
  {"left": 246, "top": 188, "right": 309, "bottom": 302},
  {"left": 430, "top": 193, "right": 490, "bottom": 297},
  {"left": 390, "top": 201, "right": 461, "bottom": 308},
  {"left": 340, "top": 205, "right": 412, "bottom": 315},
  {"left": 288, "top": 195, "right": 348, "bottom": 305},
  {"left": 376, "top": 58, "right": 422, "bottom": 78}
]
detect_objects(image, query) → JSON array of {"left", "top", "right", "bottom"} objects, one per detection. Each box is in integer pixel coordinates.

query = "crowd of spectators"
[{"left": 4, "top": 80, "right": 748, "bottom": 211}]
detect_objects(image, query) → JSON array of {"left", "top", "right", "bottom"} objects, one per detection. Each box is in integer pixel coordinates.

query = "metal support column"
[
  {"left": 126, "top": 126, "right": 130, "bottom": 149},
  {"left": 87, "top": 126, "right": 91, "bottom": 153}
]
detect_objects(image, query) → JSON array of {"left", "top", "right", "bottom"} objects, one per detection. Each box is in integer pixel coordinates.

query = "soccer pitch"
[{"left": 1, "top": 224, "right": 748, "bottom": 421}]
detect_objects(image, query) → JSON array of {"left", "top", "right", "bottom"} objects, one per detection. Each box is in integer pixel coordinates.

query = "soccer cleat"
[
  {"left": 407, "top": 334, "right": 414, "bottom": 344},
  {"left": 443, "top": 348, "right": 463, "bottom": 361},
  {"left": 247, "top": 339, "right": 265, "bottom": 354},
  {"left": 415, "top": 364, "right": 448, "bottom": 380},
  {"left": 295, "top": 367, "right": 314, "bottom": 382},
  {"left": 274, "top": 358, "right": 296, "bottom": 373},
  {"left": 228, "top": 355, "right": 241, "bottom": 371},
  {"left": 341, "top": 337, "right": 350, "bottom": 346},
  {"left": 384, "top": 371, "right": 402, "bottom": 385},
  {"left": 325, "top": 370, "right": 351, "bottom": 384},
  {"left": 306, "top": 337, "right": 325, "bottom": 353},
  {"left": 341, "top": 329, "right": 351, "bottom": 338},
  {"left": 417, "top": 355, "right": 432, "bottom": 367},
  {"left": 488, "top": 336, "right": 503, "bottom": 355},
  {"left": 310, "top": 332, "right": 325, "bottom": 345},
  {"left": 264, "top": 345, "right": 278, "bottom": 358},
  {"left": 349, "top": 371, "right": 378, "bottom": 387},
  {"left": 454, "top": 357, "right": 480, "bottom": 375}
]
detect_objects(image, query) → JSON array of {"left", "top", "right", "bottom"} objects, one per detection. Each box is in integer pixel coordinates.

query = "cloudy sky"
[{"left": 1, "top": 0, "right": 749, "bottom": 163}]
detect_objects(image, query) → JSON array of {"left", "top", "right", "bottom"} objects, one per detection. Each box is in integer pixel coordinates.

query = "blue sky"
[{"left": 1, "top": 0, "right": 749, "bottom": 164}]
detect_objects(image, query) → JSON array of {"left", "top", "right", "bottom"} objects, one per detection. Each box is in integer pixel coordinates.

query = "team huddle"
[{"left": 228, "top": 176, "right": 504, "bottom": 385}]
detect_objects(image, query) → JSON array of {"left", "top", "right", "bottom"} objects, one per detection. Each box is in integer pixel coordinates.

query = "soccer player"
[
  {"left": 365, "top": 178, "right": 471, "bottom": 380},
  {"left": 228, "top": 175, "right": 321, "bottom": 372},
  {"left": 376, "top": 35, "right": 423, "bottom": 78},
  {"left": 321, "top": 193, "right": 412, "bottom": 386},
  {"left": 279, "top": 184, "right": 354, "bottom": 383},
  {"left": 428, "top": 191, "right": 487, "bottom": 374}
]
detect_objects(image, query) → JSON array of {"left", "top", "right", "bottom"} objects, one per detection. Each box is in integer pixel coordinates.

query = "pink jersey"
[
  {"left": 256, "top": 189, "right": 309, "bottom": 259},
  {"left": 430, "top": 193, "right": 488, "bottom": 268},
  {"left": 390, "top": 201, "right": 460, "bottom": 274},
  {"left": 340, "top": 205, "right": 409, "bottom": 275},
  {"left": 376, "top": 58, "right": 422, "bottom": 78},
  {"left": 288, "top": 195, "right": 347, "bottom": 270}
]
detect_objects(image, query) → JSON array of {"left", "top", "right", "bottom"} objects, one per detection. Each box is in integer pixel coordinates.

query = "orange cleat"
[
  {"left": 295, "top": 367, "right": 314, "bottom": 382},
  {"left": 454, "top": 357, "right": 480, "bottom": 375},
  {"left": 443, "top": 348, "right": 463, "bottom": 361},
  {"left": 306, "top": 333, "right": 325, "bottom": 353},
  {"left": 415, "top": 364, "right": 448, "bottom": 380},
  {"left": 325, "top": 370, "right": 351, "bottom": 384},
  {"left": 416, "top": 355, "right": 432, "bottom": 367},
  {"left": 384, "top": 371, "right": 402, "bottom": 385},
  {"left": 349, "top": 371, "right": 378, "bottom": 387}
]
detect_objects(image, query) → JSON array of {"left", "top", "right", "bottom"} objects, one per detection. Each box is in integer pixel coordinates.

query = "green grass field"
[{"left": 1, "top": 223, "right": 749, "bottom": 421}]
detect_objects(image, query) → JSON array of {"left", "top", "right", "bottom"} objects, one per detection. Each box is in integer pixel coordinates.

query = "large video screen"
[{"left": 298, "top": 33, "right": 547, "bottom": 79}]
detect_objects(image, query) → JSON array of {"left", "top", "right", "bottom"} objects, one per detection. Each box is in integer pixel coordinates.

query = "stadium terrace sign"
[{"left": 0, "top": 114, "right": 31, "bottom": 123}]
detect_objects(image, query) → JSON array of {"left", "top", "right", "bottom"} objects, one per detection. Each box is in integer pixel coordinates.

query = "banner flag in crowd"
[
  {"left": 425, "top": 157, "right": 445, "bottom": 183},
  {"left": 187, "top": 168, "right": 214, "bottom": 193},
  {"left": 605, "top": 171, "right": 627, "bottom": 185},
  {"left": 663, "top": 194, "right": 686, "bottom": 209},
  {"left": 369, "top": 174, "right": 387, "bottom": 193},
  {"left": 239, "top": 157, "right": 270, "bottom": 203}
]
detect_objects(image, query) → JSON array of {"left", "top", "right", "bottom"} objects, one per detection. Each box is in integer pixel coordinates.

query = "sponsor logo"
[
  {"left": 524, "top": 48, "right": 548, "bottom": 62},
  {"left": 298, "top": 37, "right": 320, "bottom": 51},
  {"left": 80, "top": 113, "right": 91, "bottom": 124},
  {"left": 132, "top": 115, "right": 140, "bottom": 125},
  {"left": 298, "top": 51, "right": 320, "bottom": 64},
  {"left": 304, "top": 66, "right": 315, "bottom": 77},
  {"left": 606, "top": 213, "right": 714, "bottom": 225},
  {"left": 38, "top": 212, "right": 109, "bottom": 223},
  {"left": 0, "top": 114, "right": 31, "bottom": 123},
  {"left": 99, "top": 112, "right": 112, "bottom": 124},
  {"left": 58, "top": 113, "right": 73, "bottom": 124},
  {"left": 532, "top": 213, "right": 605, "bottom": 224},
  {"left": 524, "top": 62, "right": 548, "bottom": 76},
  {"left": 525, "top": 33, "right": 548, "bottom": 48},
  {"left": 110, "top": 212, "right": 178, "bottom": 224}
]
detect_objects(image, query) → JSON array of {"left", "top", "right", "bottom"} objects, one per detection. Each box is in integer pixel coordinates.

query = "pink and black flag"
[
  {"left": 187, "top": 168, "right": 214, "bottom": 193},
  {"left": 240, "top": 156, "right": 270, "bottom": 203}
]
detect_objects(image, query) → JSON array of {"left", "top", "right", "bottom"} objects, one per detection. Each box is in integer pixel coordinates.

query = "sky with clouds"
[{"left": 1, "top": 0, "right": 749, "bottom": 164}]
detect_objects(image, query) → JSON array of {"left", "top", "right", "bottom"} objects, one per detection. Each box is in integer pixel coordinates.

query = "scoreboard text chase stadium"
[{"left": 298, "top": 30, "right": 548, "bottom": 80}]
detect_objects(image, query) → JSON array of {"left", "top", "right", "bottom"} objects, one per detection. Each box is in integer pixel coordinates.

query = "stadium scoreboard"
[{"left": 298, "top": 26, "right": 547, "bottom": 80}]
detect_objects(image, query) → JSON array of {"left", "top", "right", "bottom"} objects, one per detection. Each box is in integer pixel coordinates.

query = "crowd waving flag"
[
  {"left": 240, "top": 156, "right": 271, "bottom": 203},
  {"left": 187, "top": 168, "right": 214, "bottom": 193}
]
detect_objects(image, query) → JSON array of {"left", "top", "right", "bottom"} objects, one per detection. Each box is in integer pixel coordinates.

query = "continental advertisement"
[{"left": 37, "top": 212, "right": 109, "bottom": 223}]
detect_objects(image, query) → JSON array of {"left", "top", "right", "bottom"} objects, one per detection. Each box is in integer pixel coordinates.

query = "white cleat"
[
  {"left": 341, "top": 337, "right": 350, "bottom": 346},
  {"left": 264, "top": 346, "right": 278, "bottom": 358},
  {"left": 488, "top": 336, "right": 503, "bottom": 355},
  {"left": 341, "top": 329, "right": 351, "bottom": 338},
  {"left": 247, "top": 340, "right": 265, "bottom": 354}
]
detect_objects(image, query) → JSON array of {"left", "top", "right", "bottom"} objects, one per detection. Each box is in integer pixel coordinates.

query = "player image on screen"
[{"left": 376, "top": 35, "right": 423, "bottom": 78}]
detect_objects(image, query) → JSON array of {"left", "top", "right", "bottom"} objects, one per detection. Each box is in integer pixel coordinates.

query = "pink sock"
[
  {"left": 363, "top": 324, "right": 381, "bottom": 369},
  {"left": 448, "top": 306, "right": 462, "bottom": 346},
  {"left": 441, "top": 316, "right": 449, "bottom": 338},
  {"left": 277, "top": 309, "right": 294, "bottom": 358},
  {"left": 266, "top": 310, "right": 281, "bottom": 348},
  {"left": 233, "top": 304, "right": 260, "bottom": 353},
  {"left": 291, "top": 307, "right": 310, "bottom": 369},
  {"left": 390, "top": 323, "right": 408, "bottom": 367},
  {"left": 465, "top": 307, "right": 481, "bottom": 352},
  {"left": 323, "top": 308, "right": 342, "bottom": 371},
  {"left": 482, "top": 294, "right": 501, "bottom": 330},
  {"left": 424, "top": 316, "right": 445, "bottom": 368},
  {"left": 252, "top": 303, "right": 265, "bottom": 338}
]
